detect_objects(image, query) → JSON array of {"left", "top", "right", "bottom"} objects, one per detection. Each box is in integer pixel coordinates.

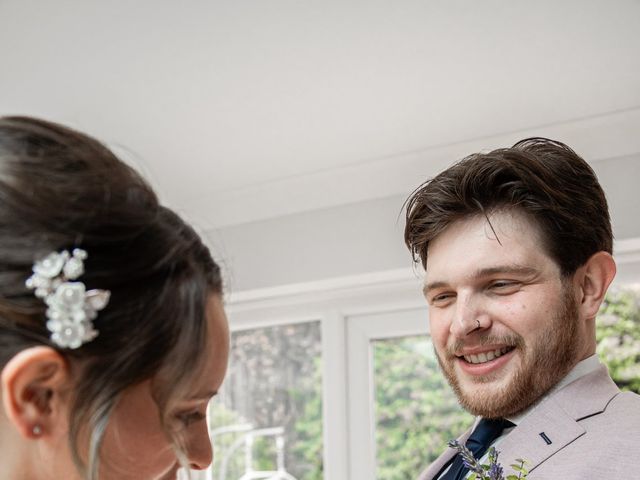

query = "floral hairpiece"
[{"left": 25, "top": 248, "right": 110, "bottom": 349}]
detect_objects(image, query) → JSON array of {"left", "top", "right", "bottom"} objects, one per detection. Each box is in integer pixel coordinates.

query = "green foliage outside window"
[
  {"left": 373, "top": 337, "right": 473, "bottom": 480},
  {"left": 596, "top": 286, "right": 640, "bottom": 394}
]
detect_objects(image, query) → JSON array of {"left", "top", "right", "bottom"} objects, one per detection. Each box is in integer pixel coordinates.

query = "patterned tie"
[{"left": 439, "top": 417, "right": 514, "bottom": 480}]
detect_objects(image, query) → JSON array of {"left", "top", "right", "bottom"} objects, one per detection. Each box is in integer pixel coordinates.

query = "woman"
[{"left": 0, "top": 116, "right": 229, "bottom": 479}]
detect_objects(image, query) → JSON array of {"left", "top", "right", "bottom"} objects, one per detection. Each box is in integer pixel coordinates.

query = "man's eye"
[
  {"left": 431, "top": 293, "right": 455, "bottom": 305},
  {"left": 490, "top": 281, "right": 519, "bottom": 292},
  {"left": 177, "top": 410, "right": 206, "bottom": 427}
]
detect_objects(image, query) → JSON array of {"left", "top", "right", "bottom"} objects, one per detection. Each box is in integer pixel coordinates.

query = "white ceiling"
[{"left": 1, "top": 0, "right": 639, "bottom": 228}]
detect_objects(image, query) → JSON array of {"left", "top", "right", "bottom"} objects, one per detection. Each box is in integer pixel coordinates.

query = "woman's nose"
[{"left": 187, "top": 427, "right": 213, "bottom": 470}]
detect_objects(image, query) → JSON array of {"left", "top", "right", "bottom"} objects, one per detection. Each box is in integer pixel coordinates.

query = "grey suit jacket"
[{"left": 417, "top": 365, "right": 640, "bottom": 479}]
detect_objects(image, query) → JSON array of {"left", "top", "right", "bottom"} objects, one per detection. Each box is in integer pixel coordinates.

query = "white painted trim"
[
  {"left": 321, "top": 312, "right": 350, "bottom": 480},
  {"left": 346, "top": 308, "right": 429, "bottom": 480},
  {"left": 226, "top": 267, "right": 426, "bottom": 330},
  {"left": 227, "top": 268, "right": 421, "bottom": 305},
  {"left": 345, "top": 314, "right": 376, "bottom": 480}
]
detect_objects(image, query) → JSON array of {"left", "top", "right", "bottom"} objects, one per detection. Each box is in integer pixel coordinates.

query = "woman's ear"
[
  {"left": 575, "top": 251, "right": 617, "bottom": 321},
  {"left": 1, "top": 347, "right": 71, "bottom": 439}
]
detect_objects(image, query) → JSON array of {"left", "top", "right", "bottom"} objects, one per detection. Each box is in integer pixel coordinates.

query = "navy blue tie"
[{"left": 439, "top": 418, "right": 514, "bottom": 480}]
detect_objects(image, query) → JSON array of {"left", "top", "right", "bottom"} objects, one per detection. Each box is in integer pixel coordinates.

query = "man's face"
[{"left": 424, "top": 210, "right": 586, "bottom": 418}]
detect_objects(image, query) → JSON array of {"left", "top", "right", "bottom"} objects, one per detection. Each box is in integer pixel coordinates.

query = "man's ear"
[
  {"left": 575, "top": 251, "right": 617, "bottom": 320},
  {"left": 1, "top": 347, "right": 71, "bottom": 439}
]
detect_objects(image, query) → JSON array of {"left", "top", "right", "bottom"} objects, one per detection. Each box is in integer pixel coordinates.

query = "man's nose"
[{"left": 449, "top": 293, "right": 487, "bottom": 338}]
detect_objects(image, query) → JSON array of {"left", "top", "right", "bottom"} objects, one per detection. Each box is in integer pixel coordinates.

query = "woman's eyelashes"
[{"left": 177, "top": 409, "right": 207, "bottom": 427}]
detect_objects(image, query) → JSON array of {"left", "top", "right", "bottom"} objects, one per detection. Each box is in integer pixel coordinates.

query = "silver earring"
[
  {"left": 476, "top": 319, "right": 481, "bottom": 330},
  {"left": 32, "top": 424, "right": 42, "bottom": 436}
]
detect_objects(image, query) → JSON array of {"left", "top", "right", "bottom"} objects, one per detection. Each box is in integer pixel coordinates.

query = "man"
[{"left": 404, "top": 138, "right": 640, "bottom": 479}]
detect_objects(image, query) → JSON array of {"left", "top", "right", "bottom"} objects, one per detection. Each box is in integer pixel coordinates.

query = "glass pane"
[
  {"left": 597, "top": 286, "right": 640, "bottom": 394},
  {"left": 208, "top": 321, "right": 323, "bottom": 480},
  {"left": 372, "top": 335, "right": 473, "bottom": 480}
]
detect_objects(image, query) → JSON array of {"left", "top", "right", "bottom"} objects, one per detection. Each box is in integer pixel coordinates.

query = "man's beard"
[{"left": 435, "top": 285, "right": 581, "bottom": 418}]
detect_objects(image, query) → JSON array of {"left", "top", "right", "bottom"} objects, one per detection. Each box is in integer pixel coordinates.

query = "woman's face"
[{"left": 60, "top": 294, "right": 230, "bottom": 480}]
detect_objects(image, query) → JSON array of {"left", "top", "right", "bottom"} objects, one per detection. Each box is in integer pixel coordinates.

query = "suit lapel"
[
  {"left": 496, "top": 365, "right": 620, "bottom": 475},
  {"left": 417, "top": 365, "right": 620, "bottom": 479},
  {"left": 496, "top": 398, "right": 585, "bottom": 473}
]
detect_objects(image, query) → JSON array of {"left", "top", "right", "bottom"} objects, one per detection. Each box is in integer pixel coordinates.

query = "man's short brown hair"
[{"left": 404, "top": 137, "right": 613, "bottom": 276}]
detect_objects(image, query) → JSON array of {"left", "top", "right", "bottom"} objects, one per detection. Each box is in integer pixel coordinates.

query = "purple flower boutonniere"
[{"left": 448, "top": 440, "right": 530, "bottom": 480}]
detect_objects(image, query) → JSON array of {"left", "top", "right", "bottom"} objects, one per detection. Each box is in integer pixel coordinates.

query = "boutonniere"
[{"left": 448, "top": 440, "right": 530, "bottom": 480}]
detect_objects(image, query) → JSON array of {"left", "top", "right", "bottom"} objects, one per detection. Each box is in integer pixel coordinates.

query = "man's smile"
[
  {"left": 455, "top": 347, "right": 517, "bottom": 376},
  {"left": 459, "top": 346, "right": 515, "bottom": 365}
]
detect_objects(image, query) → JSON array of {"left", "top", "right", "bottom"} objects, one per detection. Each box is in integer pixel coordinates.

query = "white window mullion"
[{"left": 321, "top": 311, "right": 350, "bottom": 480}]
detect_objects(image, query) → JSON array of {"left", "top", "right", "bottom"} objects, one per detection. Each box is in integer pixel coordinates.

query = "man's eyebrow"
[
  {"left": 422, "top": 265, "right": 538, "bottom": 296},
  {"left": 472, "top": 265, "right": 539, "bottom": 278},
  {"left": 423, "top": 281, "right": 448, "bottom": 296}
]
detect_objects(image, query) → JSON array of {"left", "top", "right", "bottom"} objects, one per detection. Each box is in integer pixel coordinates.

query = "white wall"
[
  {"left": 207, "top": 194, "right": 409, "bottom": 293},
  {"left": 595, "top": 154, "right": 640, "bottom": 239}
]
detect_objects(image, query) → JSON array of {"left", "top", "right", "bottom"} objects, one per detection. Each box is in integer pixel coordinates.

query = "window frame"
[{"left": 221, "top": 268, "right": 425, "bottom": 480}]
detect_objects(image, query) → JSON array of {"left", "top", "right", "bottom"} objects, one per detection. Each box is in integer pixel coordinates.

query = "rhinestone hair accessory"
[{"left": 25, "top": 248, "right": 111, "bottom": 349}]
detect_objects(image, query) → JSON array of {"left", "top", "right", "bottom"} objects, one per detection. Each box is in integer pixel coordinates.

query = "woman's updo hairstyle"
[{"left": 0, "top": 116, "right": 222, "bottom": 477}]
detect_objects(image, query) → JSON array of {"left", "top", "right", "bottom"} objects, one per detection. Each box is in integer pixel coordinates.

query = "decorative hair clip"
[{"left": 25, "top": 248, "right": 110, "bottom": 349}]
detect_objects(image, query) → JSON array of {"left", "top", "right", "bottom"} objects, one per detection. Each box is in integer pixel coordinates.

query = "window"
[
  {"left": 209, "top": 321, "right": 323, "bottom": 480},
  {"left": 373, "top": 335, "right": 472, "bottom": 479}
]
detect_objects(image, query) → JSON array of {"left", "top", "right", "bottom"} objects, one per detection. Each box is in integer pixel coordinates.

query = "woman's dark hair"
[
  {"left": 404, "top": 137, "right": 613, "bottom": 276},
  {"left": 0, "top": 116, "right": 223, "bottom": 477}
]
